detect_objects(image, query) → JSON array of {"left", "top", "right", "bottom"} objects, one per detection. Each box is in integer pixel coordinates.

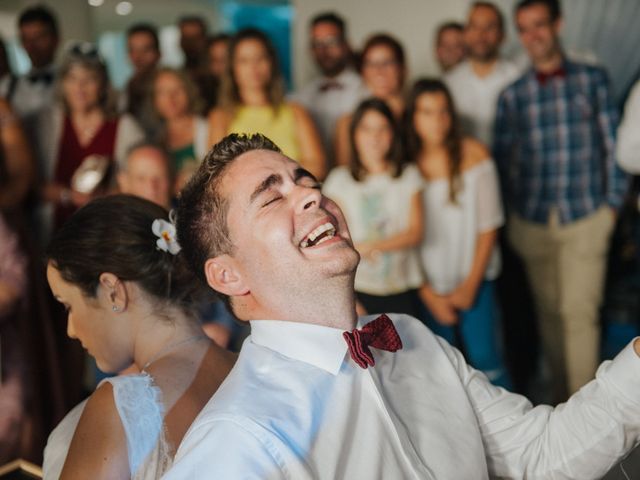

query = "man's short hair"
[
  {"left": 176, "top": 133, "right": 281, "bottom": 306},
  {"left": 435, "top": 21, "right": 464, "bottom": 44},
  {"left": 471, "top": 2, "right": 505, "bottom": 34},
  {"left": 310, "top": 12, "right": 346, "bottom": 39},
  {"left": 127, "top": 22, "right": 159, "bottom": 51},
  {"left": 18, "top": 4, "right": 58, "bottom": 37},
  {"left": 178, "top": 15, "right": 208, "bottom": 34},
  {"left": 515, "top": 0, "right": 562, "bottom": 22}
]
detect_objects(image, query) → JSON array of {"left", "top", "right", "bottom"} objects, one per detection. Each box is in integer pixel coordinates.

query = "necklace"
[{"left": 141, "top": 333, "right": 207, "bottom": 371}]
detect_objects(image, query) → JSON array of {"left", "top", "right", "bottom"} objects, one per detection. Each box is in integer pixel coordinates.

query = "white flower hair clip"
[{"left": 152, "top": 217, "right": 181, "bottom": 255}]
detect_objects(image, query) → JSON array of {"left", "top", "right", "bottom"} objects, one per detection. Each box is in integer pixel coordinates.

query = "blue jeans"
[{"left": 418, "top": 281, "right": 512, "bottom": 389}]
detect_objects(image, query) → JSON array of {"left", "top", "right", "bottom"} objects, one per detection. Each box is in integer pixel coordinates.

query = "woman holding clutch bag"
[{"left": 34, "top": 42, "right": 144, "bottom": 246}]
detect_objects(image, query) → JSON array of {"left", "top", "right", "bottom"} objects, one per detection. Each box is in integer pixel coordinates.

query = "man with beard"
[
  {"left": 291, "top": 12, "right": 364, "bottom": 165},
  {"left": 445, "top": 2, "right": 520, "bottom": 146}
]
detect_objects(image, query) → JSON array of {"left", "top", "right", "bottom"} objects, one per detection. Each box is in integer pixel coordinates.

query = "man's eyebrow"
[{"left": 250, "top": 173, "right": 283, "bottom": 204}]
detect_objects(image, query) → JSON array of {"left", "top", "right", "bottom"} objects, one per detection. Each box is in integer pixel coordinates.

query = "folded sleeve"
[{"left": 443, "top": 337, "right": 640, "bottom": 479}]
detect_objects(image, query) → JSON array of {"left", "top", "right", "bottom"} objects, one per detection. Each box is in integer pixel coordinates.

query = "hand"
[
  {"left": 70, "top": 189, "right": 92, "bottom": 207},
  {"left": 419, "top": 286, "right": 458, "bottom": 326},
  {"left": 448, "top": 282, "right": 478, "bottom": 311}
]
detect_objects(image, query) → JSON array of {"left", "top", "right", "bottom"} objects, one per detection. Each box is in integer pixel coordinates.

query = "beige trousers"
[{"left": 508, "top": 206, "right": 615, "bottom": 399}]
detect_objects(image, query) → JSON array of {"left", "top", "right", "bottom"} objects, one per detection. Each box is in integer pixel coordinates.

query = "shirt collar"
[{"left": 249, "top": 320, "right": 350, "bottom": 375}]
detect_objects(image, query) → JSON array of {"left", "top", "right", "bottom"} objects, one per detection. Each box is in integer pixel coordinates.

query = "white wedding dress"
[{"left": 42, "top": 373, "right": 173, "bottom": 479}]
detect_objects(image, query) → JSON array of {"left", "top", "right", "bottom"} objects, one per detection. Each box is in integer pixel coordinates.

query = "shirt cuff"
[{"left": 600, "top": 338, "right": 640, "bottom": 404}]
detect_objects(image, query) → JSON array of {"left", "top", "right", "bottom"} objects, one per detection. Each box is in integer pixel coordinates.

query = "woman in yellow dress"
[{"left": 207, "top": 28, "right": 326, "bottom": 180}]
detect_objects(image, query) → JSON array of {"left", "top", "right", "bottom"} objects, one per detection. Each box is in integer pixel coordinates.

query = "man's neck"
[
  {"left": 534, "top": 50, "right": 564, "bottom": 73},
  {"left": 470, "top": 56, "right": 499, "bottom": 78},
  {"left": 243, "top": 279, "right": 359, "bottom": 331},
  {"left": 320, "top": 64, "right": 349, "bottom": 80}
]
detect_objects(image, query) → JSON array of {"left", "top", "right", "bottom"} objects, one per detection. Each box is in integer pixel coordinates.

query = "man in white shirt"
[
  {"left": 4, "top": 5, "right": 59, "bottom": 125},
  {"left": 291, "top": 12, "right": 364, "bottom": 165},
  {"left": 444, "top": 2, "right": 520, "bottom": 146},
  {"left": 165, "top": 133, "right": 640, "bottom": 479}
]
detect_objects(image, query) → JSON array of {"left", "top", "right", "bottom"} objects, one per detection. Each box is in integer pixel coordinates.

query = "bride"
[{"left": 42, "top": 194, "right": 236, "bottom": 479}]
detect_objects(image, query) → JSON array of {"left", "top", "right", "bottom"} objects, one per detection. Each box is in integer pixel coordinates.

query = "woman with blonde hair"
[
  {"left": 208, "top": 28, "right": 326, "bottom": 179},
  {"left": 35, "top": 42, "right": 144, "bottom": 244}
]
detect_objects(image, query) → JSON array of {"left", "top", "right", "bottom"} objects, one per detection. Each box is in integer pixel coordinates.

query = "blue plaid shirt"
[{"left": 493, "top": 58, "right": 628, "bottom": 224}]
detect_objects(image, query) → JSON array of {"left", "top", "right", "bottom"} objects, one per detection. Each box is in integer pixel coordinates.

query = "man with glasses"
[{"left": 291, "top": 12, "right": 364, "bottom": 165}]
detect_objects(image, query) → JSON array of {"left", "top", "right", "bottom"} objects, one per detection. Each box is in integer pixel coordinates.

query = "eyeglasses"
[
  {"left": 311, "top": 36, "right": 343, "bottom": 50},
  {"left": 362, "top": 59, "right": 399, "bottom": 70}
]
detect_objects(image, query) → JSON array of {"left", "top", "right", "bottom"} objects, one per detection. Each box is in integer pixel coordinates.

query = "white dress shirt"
[
  {"left": 164, "top": 315, "right": 640, "bottom": 479},
  {"left": 445, "top": 59, "right": 520, "bottom": 147},
  {"left": 290, "top": 69, "right": 366, "bottom": 163},
  {"left": 4, "top": 65, "right": 57, "bottom": 121},
  {"left": 617, "top": 79, "right": 640, "bottom": 174}
]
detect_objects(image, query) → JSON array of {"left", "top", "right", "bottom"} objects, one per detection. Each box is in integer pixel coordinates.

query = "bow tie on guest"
[
  {"left": 343, "top": 314, "right": 403, "bottom": 369},
  {"left": 319, "top": 79, "right": 344, "bottom": 92},
  {"left": 27, "top": 71, "right": 54, "bottom": 85},
  {"left": 535, "top": 66, "right": 566, "bottom": 85}
]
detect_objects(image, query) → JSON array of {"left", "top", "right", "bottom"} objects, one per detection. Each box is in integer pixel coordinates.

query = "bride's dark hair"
[{"left": 46, "top": 194, "right": 206, "bottom": 313}]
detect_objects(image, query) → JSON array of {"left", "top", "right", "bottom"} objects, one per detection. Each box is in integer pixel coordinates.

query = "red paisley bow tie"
[
  {"left": 343, "top": 314, "right": 403, "bottom": 369},
  {"left": 536, "top": 66, "right": 566, "bottom": 85}
]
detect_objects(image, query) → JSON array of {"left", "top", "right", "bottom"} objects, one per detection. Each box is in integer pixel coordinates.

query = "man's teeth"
[{"left": 300, "top": 222, "right": 336, "bottom": 248}]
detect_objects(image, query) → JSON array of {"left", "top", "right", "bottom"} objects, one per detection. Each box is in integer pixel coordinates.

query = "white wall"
[{"left": 291, "top": 0, "right": 472, "bottom": 89}]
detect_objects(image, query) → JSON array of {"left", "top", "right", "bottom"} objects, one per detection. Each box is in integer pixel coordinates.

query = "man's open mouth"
[{"left": 300, "top": 222, "right": 336, "bottom": 248}]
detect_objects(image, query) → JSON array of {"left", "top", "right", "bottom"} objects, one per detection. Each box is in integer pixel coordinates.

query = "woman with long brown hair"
[
  {"left": 208, "top": 28, "right": 325, "bottom": 179},
  {"left": 407, "top": 78, "right": 511, "bottom": 388}
]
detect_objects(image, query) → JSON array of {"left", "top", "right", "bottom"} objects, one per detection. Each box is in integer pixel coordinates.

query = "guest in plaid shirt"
[{"left": 493, "top": 0, "right": 628, "bottom": 402}]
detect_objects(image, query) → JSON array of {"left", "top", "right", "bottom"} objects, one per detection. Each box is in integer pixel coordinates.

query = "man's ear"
[
  {"left": 99, "top": 272, "right": 128, "bottom": 312},
  {"left": 204, "top": 254, "right": 248, "bottom": 297}
]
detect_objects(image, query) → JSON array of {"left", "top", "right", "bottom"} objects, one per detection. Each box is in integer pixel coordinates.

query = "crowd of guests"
[{"left": 1, "top": 0, "right": 640, "bottom": 475}]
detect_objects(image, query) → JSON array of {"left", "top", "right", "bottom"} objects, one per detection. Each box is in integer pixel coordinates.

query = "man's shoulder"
[{"left": 567, "top": 59, "right": 608, "bottom": 82}]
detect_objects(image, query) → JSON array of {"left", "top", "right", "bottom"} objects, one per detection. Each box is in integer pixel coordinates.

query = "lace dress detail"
[
  {"left": 42, "top": 373, "right": 174, "bottom": 479},
  {"left": 103, "top": 373, "right": 174, "bottom": 479}
]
